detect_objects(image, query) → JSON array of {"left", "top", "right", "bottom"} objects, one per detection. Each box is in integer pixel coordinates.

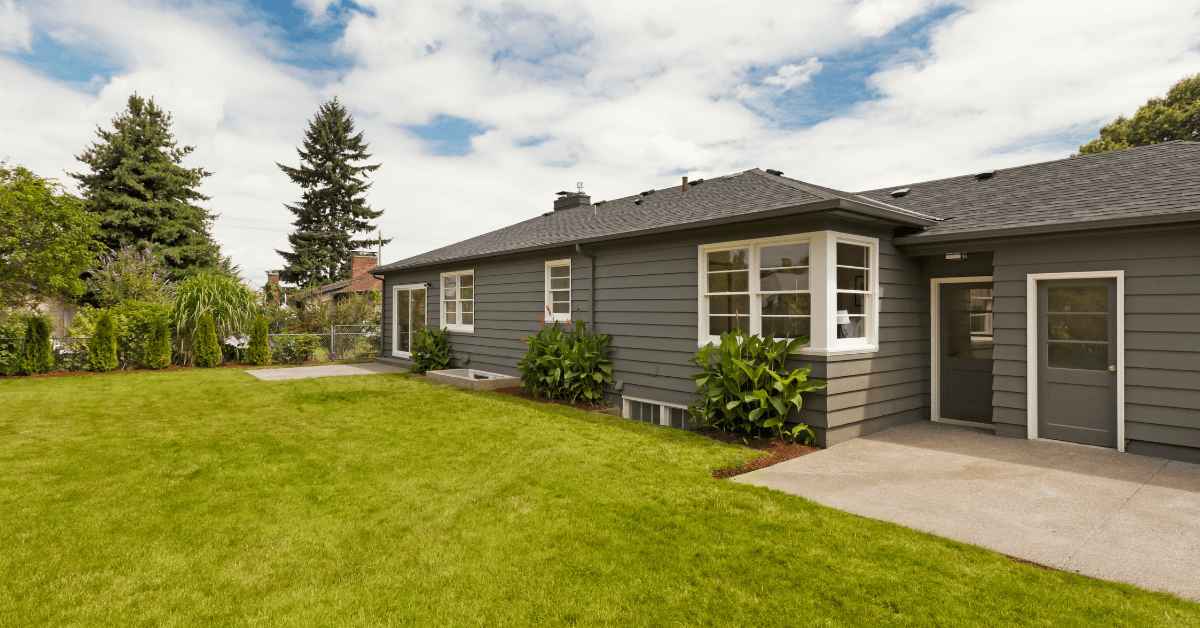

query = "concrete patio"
[
  {"left": 246, "top": 361, "right": 408, "bottom": 381},
  {"left": 735, "top": 421, "right": 1200, "bottom": 601}
]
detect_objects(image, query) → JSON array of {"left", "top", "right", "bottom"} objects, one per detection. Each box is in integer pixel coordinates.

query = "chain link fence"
[
  {"left": 267, "top": 326, "right": 380, "bottom": 365},
  {"left": 1, "top": 337, "right": 92, "bottom": 374}
]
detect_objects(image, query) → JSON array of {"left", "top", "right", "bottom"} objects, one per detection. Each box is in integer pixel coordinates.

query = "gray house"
[{"left": 372, "top": 141, "right": 1200, "bottom": 464}]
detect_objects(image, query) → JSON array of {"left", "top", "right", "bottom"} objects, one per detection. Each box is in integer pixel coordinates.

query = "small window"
[
  {"left": 545, "top": 260, "right": 571, "bottom": 322},
  {"left": 441, "top": 270, "right": 474, "bottom": 332},
  {"left": 834, "top": 241, "right": 871, "bottom": 342}
]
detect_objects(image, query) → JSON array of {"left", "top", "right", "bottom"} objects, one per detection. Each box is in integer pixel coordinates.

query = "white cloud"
[
  {"left": 0, "top": 0, "right": 32, "bottom": 52},
  {"left": 2, "top": 0, "right": 1200, "bottom": 285},
  {"left": 763, "top": 57, "right": 823, "bottom": 91}
]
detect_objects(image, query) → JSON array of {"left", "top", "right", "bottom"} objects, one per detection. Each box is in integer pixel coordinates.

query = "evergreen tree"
[
  {"left": 276, "top": 97, "right": 388, "bottom": 287},
  {"left": 1079, "top": 73, "right": 1200, "bottom": 155},
  {"left": 89, "top": 311, "right": 119, "bottom": 372},
  {"left": 244, "top": 315, "right": 269, "bottom": 365},
  {"left": 19, "top": 317, "right": 53, "bottom": 375},
  {"left": 146, "top": 313, "right": 172, "bottom": 370},
  {"left": 72, "top": 94, "right": 220, "bottom": 281},
  {"left": 194, "top": 313, "right": 221, "bottom": 368}
]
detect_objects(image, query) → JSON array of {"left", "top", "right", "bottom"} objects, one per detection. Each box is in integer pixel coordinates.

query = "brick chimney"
[
  {"left": 351, "top": 251, "right": 379, "bottom": 279},
  {"left": 267, "top": 271, "right": 279, "bottom": 284}
]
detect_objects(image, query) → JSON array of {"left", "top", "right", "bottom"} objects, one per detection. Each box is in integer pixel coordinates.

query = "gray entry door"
[
  {"left": 940, "top": 282, "right": 995, "bottom": 423},
  {"left": 1037, "top": 279, "right": 1118, "bottom": 448}
]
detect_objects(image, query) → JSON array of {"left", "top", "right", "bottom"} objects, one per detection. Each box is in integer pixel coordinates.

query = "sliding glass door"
[{"left": 393, "top": 285, "right": 427, "bottom": 357}]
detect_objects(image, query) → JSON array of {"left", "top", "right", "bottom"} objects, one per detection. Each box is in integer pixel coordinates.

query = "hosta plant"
[{"left": 687, "top": 329, "right": 828, "bottom": 442}]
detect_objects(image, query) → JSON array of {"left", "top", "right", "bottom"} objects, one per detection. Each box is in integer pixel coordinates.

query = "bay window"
[{"left": 698, "top": 231, "right": 878, "bottom": 354}]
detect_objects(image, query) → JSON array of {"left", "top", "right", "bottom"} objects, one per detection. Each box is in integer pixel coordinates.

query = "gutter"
[
  {"left": 574, "top": 244, "right": 596, "bottom": 331},
  {"left": 375, "top": 197, "right": 943, "bottom": 274},
  {"left": 894, "top": 209, "right": 1200, "bottom": 251}
]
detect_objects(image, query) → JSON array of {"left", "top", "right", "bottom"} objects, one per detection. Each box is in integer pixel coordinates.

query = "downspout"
[{"left": 574, "top": 244, "right": 595, "bottom": 331}]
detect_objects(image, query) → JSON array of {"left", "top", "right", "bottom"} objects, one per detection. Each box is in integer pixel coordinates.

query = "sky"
[{"left": 2, "top": 0, "right": 1199, "bottom": 288}]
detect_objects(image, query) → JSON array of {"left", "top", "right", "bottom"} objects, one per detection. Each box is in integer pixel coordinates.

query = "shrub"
[
  {"left": 145, "top": 313, "right": 171, "bottom": 370},
  {"left": 517, "top": 317, "right": 612, "bottom": 405},
  {"left": 687, "top": 329, "right": 828, "bottom": 442},
  {"left": 271, "top": 334, "right": 319, "bottom": 365},
  {"left": 69, "top": 301, "right": 169, "bottom": 369},
  {"left": 410, "top": 327, "right": 451, "bottom": 373},
  {"left": 170, "top": 273, "right": 257, "bottom": 365},
  {"left": 0, "top": 314, "right": 28, "bottom": 375},
  {"left": 244, "top": 316, "right": 270, "bottom": 365},
  {"left": 88, "top": 312, "right": 119, "bottom": 372},
  {"left": 194, "top": 313, "right": 221, "bottom": 367},
  {"left": 19, "top": 317, "right": 53, "bottom": 375}
]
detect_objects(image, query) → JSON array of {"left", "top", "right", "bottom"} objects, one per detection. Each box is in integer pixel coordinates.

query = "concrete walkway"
[
  {"left": 246, "top": 361, "right": 408, "bottom": 381},
  {"left": 735, "top": 421, "right": 1200, "bottom": 601}
]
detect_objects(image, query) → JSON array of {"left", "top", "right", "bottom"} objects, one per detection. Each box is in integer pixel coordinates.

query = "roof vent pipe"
[
  {"left": 682, "top": 176, "right": 688, "bottom": 192},
  {"left": 890, "top": 188, "right": 910, "bottom": 198}
]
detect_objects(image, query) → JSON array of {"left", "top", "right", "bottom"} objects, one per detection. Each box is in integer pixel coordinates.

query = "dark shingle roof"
[
  {"left": 375, "top": 168, "right": 939, "bottom": 273},
  {"left": 856, "top": 141, "right": 1200, "bottom": 243}
]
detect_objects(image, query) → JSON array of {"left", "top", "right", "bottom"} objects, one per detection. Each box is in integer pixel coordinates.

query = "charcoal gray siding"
[
  {"left": 990, "top": 226, "right": 1200, "bottom": 463},
  {"left": 382, "top": 216, "right": 931, "bottom": 447}
]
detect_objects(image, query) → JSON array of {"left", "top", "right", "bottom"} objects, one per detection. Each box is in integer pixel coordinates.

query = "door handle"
[{"left": 1109, "top": 365, "right": 1116, "bottom": 372}]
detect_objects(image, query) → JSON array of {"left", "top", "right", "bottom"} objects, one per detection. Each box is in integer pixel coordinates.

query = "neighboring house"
[
  {"left": 303, "top": 252, "right": 383, "bottom": 308},
  {"left": 371, "top": 141, "right": 1200, "bottom": 465}
]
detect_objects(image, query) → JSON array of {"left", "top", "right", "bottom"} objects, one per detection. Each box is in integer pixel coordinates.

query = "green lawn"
[{"left": 1, "top": 370, "right": 1197, "bottom": 627}]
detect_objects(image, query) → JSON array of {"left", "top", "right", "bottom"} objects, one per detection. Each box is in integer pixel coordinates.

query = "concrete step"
[{"left": 374, "top": 356, "right": 414, "bottom": 370}]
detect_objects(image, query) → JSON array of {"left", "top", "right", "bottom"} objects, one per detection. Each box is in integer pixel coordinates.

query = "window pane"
[
  {"left": 444, "top": 300, "right": 456, "bottom": 313},
  {"left": 446, "top": 312, "right": 456, "bottom": 324},
  {"left": 708, "top": 270, "right": 749, "bottom": 293},
  {"left": 837, "top": 267, "right": 869, "bottom": 291},
  {"left": 948, "top": 288, "right": 993, "bottom": 312},
  {"left": 761, "top": 293, "right": 810, "bottom": 316},
  {"left": 444, "top": 275, "right": 456, "bottom": 290},
  {"left": 709, "top": 294, "right": 750, "bottom": 315},
  {"left": 837, "top": 315, "right": 866, "bottom": 339},
  {"left": 836, "top": 293, "right": 865, "bottom": 315},
  {"left": 459, "top": 274, "right": 473, "bottom": 288},
  {"left": 550, "top": 277, "right": 570, "bottom": 290},
  {"left": 552, "top": 302, "right": 569, "bottom": 314},
  {"left": 462, "top": 313, "right": 474, "bottom": 325},
  {"left": 1048, "top": 286, "right": 1106, "bottom": 313},
  {"left": 761, "top": 316, "right": 810, "bottom": 339},
  {"left": 970, "top": 312, "right": 993, "bottom": 334},
  {"left": 760, "top": 268, "right": 808, "bottom": 291},
  {"left": 460, "top": 287, "right": 473, "bottom": 300},
  {"left": 760, "top": 243, "right": 809, "bottom": 268},
  {"left": 1048, "top": 314, "right": 1108, "bottom": 342},
  {"left": 412, "top": 289, "right": 426, "bottom": 330},
  {"left": 949, "top": 334, "right": 994, "bottom": 359},
  {"left": 837, "top": 243, "right": 869, "bottom": 268},
  {"left": 551, "top": 290, "right": 569, "bottom": 303},
  {"left": 1048, "top": 342, "right": 1108, "bottom": 370},
  {"left": 461, "top": 301, "right": 473, "bottom": 313},
  {"left": 708, "top": 248, "right": 749, "bottom": 272},
  {"left": 550, "top": 265, "right": 570, "bottom": 278},
  {"left": 709, "top": 315, "right": 750, "bottom": 335}
]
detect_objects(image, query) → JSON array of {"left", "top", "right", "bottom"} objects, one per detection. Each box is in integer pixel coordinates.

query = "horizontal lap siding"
[{"left": 990, "top": 227, "right": 1200, "bottom": 458}]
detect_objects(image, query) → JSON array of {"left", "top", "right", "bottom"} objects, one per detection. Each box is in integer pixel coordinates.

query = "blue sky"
[{"left": 2, "top": 0, "right": 1198, "bottom": 283}]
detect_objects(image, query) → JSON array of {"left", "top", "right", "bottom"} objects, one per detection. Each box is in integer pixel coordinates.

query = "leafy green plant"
[
  {"left": 70, "top": 301, "right": 170, "bottom": 369},
  {"left": 244, "top": 316, "right": 270, "bottom": 365},
  {"left": 687, "top": 329, "right": 828, "bottom": 442},
  {"left": 270, "top": 334, "right": 320, "bottom": 365},
  {"left": 518, "top": 315, "right": 613, "bottom": 405},
  {"left": 18, "top": 316, "right": 53, "bottom": 375},
  {"left": 193, "top": 313, "right": 221, "bottom": 368},
  {"left": 410, "top": 327, "right": 451, "bottom": 373},
  {"left": 145, "top": 313, "right": 171, "bottom": 370},
  {"left": 88, "top": 312, "right": 119, "bottom": 372},
  {"left": 170, "top": 273, "right": 257, "bottom": 365}
]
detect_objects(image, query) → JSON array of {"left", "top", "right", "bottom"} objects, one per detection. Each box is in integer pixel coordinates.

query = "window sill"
[
  {"left": 443, "top": 325, "right": 474, "bottom": 334},
  {"left": 797, "top": 344, "right": 879, "bottom": 357}
]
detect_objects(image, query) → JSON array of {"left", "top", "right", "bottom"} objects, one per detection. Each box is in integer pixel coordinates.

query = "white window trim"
[
  {"left": 1025, "top": 271, "right": 1125, "bottom": 452},
  {"left": 439, "top": 269, "right": 475, "bottom": 333},
  {"left": 622, "top": 396, "right": 689, "bottom": 427},
  {"left": 391, "top": 283, "right": 428, "bottom": 358},
  {"left": 544, "top": 259, "right": 572, "bottom": 323},
  {"left": 696, "top": 230, "right": 879, "bottom": 356}
]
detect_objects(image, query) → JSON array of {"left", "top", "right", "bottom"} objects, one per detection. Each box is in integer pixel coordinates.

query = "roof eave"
[
  {"left": 375, "top": 198, "right": 938, "bottom": 274},
  {"left": 894, "top": 209, "right": 1200, "bottom": 249}
]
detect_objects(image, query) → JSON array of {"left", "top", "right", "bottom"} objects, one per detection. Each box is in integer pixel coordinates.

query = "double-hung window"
[
  {"left": 441, "top": 270, "right": 474, "bottom": 332},
  {"left": 699, "top": 231, "right": 878, "bottom": 354},
  {"left": 545, "top": 260, "right": 571, "bottom": 322}
]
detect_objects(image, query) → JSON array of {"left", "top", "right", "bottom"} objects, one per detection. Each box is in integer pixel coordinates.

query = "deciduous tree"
[{"left": 1078, "top": 73, "right": 1200, "bottom": 155}]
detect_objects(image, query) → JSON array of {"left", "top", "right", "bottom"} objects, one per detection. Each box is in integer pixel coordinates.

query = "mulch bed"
[
  {"left": 492, "top": 387, "right": 610, "bottom": 412},
  {"left": 697, "top": 427, "right": 820, "bottom": 479}
]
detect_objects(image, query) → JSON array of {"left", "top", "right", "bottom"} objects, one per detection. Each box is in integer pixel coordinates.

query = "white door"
[{"left": 392, "top": 286, "right": 427, "bottom": 357}]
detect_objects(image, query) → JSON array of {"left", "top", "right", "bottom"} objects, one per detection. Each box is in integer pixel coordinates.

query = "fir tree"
[
  {"left": 276, "top": 97, "right": 388, "bottom": 287},
  {"left": 19, "top": 317, "right": 53, "bottom": 375},
  {"left": 244, "top": 315, "right": 269, "bottom": 366},
  {"left": 146, "top": 313, "right": 172, "bottom": 370},
  {"left": 89, "top": 312, "right": 119, "bottom": 372},
  {"left": 72, "top": 94, "right": 221, "bottom": 282},
  {"left": 194, "top": 313, "right": 221, "bottom": 368}
]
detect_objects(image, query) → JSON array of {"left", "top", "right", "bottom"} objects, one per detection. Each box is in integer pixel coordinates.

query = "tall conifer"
[
  {"left": 72, "top": 94, "right": 220, "bottom": 281},
  {"left": 276, "top": 97, "right": 387, "bottom": 287}
]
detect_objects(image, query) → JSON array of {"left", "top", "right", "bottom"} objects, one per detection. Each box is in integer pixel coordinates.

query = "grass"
[{"left": 0, "top": 370, "right": 1197, "bottom": 627}]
